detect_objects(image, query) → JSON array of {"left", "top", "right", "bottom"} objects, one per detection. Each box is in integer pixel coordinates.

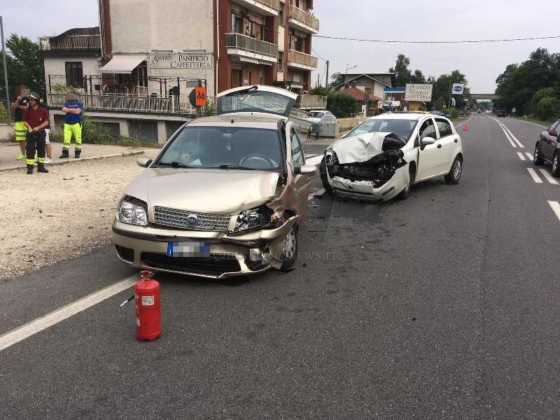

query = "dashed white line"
[
  {"left": 517, "top": 152, "right": 526, "bottom": 161},
  {"left": 527, "top": 168, "right": 544, "bottom": 184},
  {"left": 548, "top": 201, "right": 560, "bottom": 222},
  {"left": 538, "top": 169, "right": 559, "bottom": 185},
  {"left": 524, "top": 152, "right": 533, "bottom": 161},
  {"left": 0, "top": 276, "right": 136, "bottom": 353}
]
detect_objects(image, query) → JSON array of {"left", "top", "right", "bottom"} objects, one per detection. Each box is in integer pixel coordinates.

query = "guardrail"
[
  {"left": 287, "top": 50, "right": 318, "bottom": 69},
  {"left": 225, "top": 33, "right": 278, "bottom": 59},
  {"left": 288, "top": 6, "right": 320, "bottom": 32}
]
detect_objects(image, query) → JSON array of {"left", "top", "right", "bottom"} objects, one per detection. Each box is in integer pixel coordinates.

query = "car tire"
[
  {"left": 279, "top": 225, "right": 298, "bottom": 272},
  {"left": 397, "top": 164, "right": 415, "bottom": 200},
  {"left": 319, "top": 157, "right": 333, "bottom": 195},
  {"left": 445, "top": 156, "right": 463, "bottom": 185},
  {"left": 533, "top": 144, "right": 545, "bottom": 166},
  {"left": 552, "top": 152, "right": 560, "bottom": 178}
]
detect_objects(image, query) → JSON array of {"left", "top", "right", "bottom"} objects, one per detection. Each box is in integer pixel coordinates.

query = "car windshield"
[
  {"left": 155, "top": 126, "right": 283, "bottom": 171},
  {"left": 309, "top": 111, "right": 325, "bottom": 118},
  {"left": 217, "top": 90, "right": 294, "bottom": 116},
  {"left": 346, "top": 118, "right": 418, "bottom": 140}
]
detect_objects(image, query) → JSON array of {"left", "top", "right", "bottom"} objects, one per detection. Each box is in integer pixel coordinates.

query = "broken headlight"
[
  {"left": 118, "top": 196, "right": 148, "bottom": 227},
  {"left": 233, "top": 205, "right": 274, "bottom": 233}
]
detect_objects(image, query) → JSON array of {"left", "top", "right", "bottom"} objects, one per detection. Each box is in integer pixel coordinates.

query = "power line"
[{"left": 314, "top": 34, "right": 560, "bottom": 45}]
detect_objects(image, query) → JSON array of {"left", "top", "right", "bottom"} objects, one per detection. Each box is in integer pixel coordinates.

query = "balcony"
[
  {"left": 225, "top": 33, "right": 278, "bottom": 64},
  {"left": 288, "top": 6, "right": 320, "bottom": 33},
  {"left": 287, "top": 50, "right": 318, "bottom": 70},
  {"left": 233, "top": 0, "right": 280, "bottom": 16}
]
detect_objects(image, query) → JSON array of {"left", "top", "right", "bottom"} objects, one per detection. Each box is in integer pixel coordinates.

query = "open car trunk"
[
  {"left": 326, "top": 132, "right": 408, "bottom": 188},
  {"left": 216, "top": 85, "right": 298, "bottom": 118}
]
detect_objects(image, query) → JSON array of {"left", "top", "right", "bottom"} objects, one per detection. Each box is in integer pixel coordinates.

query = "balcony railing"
[
  {"left": 288, "top": 6, "right": 320, "bottom": 32},
  {"left": 47, "top": 93, "right": 197, "bottom": 115},
  {"left": 235, "top": 0, "right": 280, "bottom": 12},
  {"left": 225, "top": 33, "right": 278, "bottom": 60},
  {"left": 41, "top": 35, "right": 101, "bottom": 51},
  {"left": 287, "top": 50, "right": 318, "bottom": 69}
]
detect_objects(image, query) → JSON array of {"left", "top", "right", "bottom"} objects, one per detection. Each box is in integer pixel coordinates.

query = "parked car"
[
  {"left": 306, "top": 110, "right": 338, "bottom": 138},
  {"left": 534, "top": 119, "right": 560, "bottom": 177},
  {"left": 320, "top": 113, "right": 464, "bottom": 201},
  {"left": 112, "top": 86, "right": 316, "bottom": 279}
]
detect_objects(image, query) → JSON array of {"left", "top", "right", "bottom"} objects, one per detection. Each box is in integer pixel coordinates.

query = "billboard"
[
  {"left": 405, "top": 84, "right": 433, "bottom": 102},
  {"left": 452, "top": 83, "right": 465, "bottom": 95}
]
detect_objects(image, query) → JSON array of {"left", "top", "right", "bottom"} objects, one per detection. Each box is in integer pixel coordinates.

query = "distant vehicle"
[
  {"left": 320, "top": 113, "right": 464, "bottom": 201},
  {"left": 306, "top": 110, "right": 334, "bottom": 124},
  {"left": 112, "top": 85, "right": 317, "bottom": 279},
  {"left": 534, "top": 119, "right": 560, "bottom": 177},
  {"left": 495, "top": 108, "right": 507, "bottom": 117},
  {"left": 306, "top": 110, "right": 337, "bottom": 138}
]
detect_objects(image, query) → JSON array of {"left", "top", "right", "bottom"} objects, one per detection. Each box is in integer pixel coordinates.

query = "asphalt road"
[{"left": 1, "top": 115, "right": 559, "bottom": 419}]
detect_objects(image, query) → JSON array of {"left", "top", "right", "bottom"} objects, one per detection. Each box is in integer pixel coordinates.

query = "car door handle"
[
  {"left": 437, "top": 144, "right": 442, "bottom": 149},
  {"left": 454, "top": 139, "right": 458, "bottom": 143}
]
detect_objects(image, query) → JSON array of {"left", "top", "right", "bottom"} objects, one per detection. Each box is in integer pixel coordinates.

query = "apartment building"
[{"left": 41, "top": 0, "right": 319, "bottom": 143}]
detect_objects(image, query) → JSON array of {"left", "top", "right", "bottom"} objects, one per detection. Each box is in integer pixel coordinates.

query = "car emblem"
[{"left": 186, "top": 214, "right": 199, "bottom": 225}]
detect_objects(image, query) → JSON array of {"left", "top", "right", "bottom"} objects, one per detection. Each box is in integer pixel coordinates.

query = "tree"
[
  {"left": 389, "top": 54, "right": 412, "bottom": 87},
  {"left": 432, "top": 70, "right": 470, "bottom": 110},
  {"left": 0, "top": 34, "right": 45, "bottom": 102},
  {"left": 327, "top": 92, "right": 360, "bottom": 118}
]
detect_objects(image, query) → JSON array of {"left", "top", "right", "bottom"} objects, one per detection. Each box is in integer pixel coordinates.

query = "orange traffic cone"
[{"left": 463, "top": 123, "right": 470, "bottom": 133}]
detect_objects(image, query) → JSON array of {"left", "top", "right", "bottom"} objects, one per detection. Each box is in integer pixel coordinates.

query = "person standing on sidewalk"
[
  {"left": 60, "top": 93, "right": 83, "bottom": 159},
  {"left": 10, "top": 85, "right": 30, "bottom": 161},
  {"left": 23, "top": 93, "right": 49, "bottom": 174}
]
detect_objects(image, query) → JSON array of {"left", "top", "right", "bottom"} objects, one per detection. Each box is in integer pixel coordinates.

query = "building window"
[
  {"left": 65, "top": 62, "right": 83, "bottom": 88},
  {"left": 232, "top": 13, "right": 242, "bottom": 33}
]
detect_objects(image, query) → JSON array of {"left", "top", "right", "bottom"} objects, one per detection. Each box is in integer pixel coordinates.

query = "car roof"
[
  {"left": 187, "top": 114, "right": 283, "bottom": 130},
  {"left": 368, "top": 112, "right": 450, "bottom": 121}
]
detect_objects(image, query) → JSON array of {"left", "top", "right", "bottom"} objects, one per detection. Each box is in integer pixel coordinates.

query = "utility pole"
[
  {"left": 0, "top": 16, "right": 10, "bottom": 121},
  {"left": 325, "top": 60, "right": 330, "bottom": 89}
]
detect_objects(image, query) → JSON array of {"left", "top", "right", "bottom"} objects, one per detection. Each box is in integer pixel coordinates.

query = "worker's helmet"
[{"left": 28, "top": 92, "right": 41, "bottom": 102}]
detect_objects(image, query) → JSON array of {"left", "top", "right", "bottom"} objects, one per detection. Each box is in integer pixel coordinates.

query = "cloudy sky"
[{"left": 2, "top": 0, "right": 559, "bottom": 92}]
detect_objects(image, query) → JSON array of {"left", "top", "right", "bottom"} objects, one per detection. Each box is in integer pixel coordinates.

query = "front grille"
[
  {"left": 153, "top": 206, "right": 231, "bottom": 232},
  {"left": 141, "top": 253, "right": 241, "bottom": 276}
]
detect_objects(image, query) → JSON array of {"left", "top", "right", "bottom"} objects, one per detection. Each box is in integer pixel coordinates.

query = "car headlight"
[
  {"left": 233, "top": 205, "right": 273, "bottom": 233},
  {"left": 118, "top": 197, "right": 148, "bottom": 226}
]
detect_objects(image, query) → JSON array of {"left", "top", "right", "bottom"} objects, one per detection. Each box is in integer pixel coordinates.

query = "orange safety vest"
[{"left": 195, "top": 86, "right": 207, "bottom": 108}]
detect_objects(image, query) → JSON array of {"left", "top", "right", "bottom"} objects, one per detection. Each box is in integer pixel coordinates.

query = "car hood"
[
  {"left": 331, "top": 132, "right": 392, "bottom": 164},
  {"left": 125, "top": 168, "right": 280, "bottom": 213}
]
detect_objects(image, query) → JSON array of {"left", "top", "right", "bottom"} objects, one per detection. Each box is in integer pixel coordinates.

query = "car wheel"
[
  {"left": 319, "top": 157, "right": 333, "bottom": 195},
  {"left": 445, "top": 156, "right": 463, "bottom": 185},
  {"left": 397, "top": 164, "right": 415, "bottom": 200},
  {"left": 533, "top": 144, "right": 544, "bottom": 166},
  {"left": 552, "top": 153, "right": 560, "bottom": 177},
  {"left": 279, "top": 225, "right": 298, "bottom": 272}
]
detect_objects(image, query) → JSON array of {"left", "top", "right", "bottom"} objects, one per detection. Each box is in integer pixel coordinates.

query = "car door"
[
  {"left": 415, "top": 118, "right": 446, "bottom": 181},
  {"left": 288, "top": 127, "right": 312, "bottom": 218},
  {"left": 435, "top": 118, "right": 459, "bottom": 174},
  {"left": 542, "top": 121, "right": 560, "bottom": 160}
]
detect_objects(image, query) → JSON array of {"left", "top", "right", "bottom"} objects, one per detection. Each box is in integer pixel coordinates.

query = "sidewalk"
[{"left": 0, "top": 142, "right": 155, "bottom": 172}]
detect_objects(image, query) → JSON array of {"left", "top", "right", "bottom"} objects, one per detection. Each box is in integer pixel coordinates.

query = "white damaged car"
[{"left": 320, "top": 113, "right": 464, "bottom": 201}]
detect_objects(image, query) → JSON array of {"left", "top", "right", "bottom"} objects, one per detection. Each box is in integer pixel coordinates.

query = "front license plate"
[{"left": 167, "top": 241, "right": 210, "bottom": 257}]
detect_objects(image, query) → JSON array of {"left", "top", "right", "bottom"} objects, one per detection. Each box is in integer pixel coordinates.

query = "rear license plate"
[{"left": 167, "top": 241, "right": 210, "bottom": 257}]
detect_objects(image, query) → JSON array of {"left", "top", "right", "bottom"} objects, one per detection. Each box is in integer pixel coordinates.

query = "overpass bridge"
[{"left": 471, "top": 93, "right": 499, "bottom": 101}]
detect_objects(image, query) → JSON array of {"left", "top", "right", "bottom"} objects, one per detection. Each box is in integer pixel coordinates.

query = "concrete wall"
[
  {"left": 44, "top": 57, "right": 101, "bottom": 88},
  {"left": 110, "top": 0, "right": 214, "bottom": 53}
]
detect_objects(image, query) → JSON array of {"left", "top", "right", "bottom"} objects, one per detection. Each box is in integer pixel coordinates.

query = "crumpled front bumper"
[
  {"left": 112, "top": 216, "right": 298, "bottom": 279},
  {"left": 327, "top": 165, "right": 409, "bottom": 202}
]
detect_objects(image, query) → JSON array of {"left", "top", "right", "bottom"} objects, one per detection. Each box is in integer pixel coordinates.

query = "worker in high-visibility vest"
[
  {"left": 194, "top": 80, "right": 207, "bottom": 115},
  {"left": 60, "top": 93, "right": 84, "bottom": 159}
]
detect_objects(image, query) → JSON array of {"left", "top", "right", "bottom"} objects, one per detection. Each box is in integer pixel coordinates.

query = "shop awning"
[{"left": 100, "top": 54, "right": 147, "bottom": 74}]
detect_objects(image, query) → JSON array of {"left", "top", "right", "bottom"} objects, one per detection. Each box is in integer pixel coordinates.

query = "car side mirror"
[
  {"left": 136, "top": 158, "right": 152, "bottom": 168},
  {"left": 295, "top": 165, "right": 317, "bottom": 175},
  {"left": 420, "top": 137, "right": 436, "bottom": 150},
  {"left": 549, "top": 129, "right": 558, "bottom": 137}
]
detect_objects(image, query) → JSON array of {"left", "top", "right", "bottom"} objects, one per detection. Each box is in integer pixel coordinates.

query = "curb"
[{"left": 0, "top": 150, "right": 146, "bottom": 173}]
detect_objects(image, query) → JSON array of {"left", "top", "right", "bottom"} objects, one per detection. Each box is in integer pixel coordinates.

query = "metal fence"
[{"left": 225, "top": 33, "right": 278, "bottom": 59}]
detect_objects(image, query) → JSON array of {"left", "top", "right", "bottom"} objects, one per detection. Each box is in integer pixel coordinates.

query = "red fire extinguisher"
[{"left": 134, "top": 270, "right": 161, "bottom": 341}]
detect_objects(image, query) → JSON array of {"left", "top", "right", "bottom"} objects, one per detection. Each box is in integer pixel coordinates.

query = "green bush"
[
  {"left": 0, "top": 102, "right": 8, "bottom": 123},
  {"left": 81, "top": 116, "right": 116, "bottom": 144},
  {"left": 327, "top": 92, "right": 360, "bottom": 118},
  {"left": 536, "top": 96, "right": 560, "bottom": 121}
]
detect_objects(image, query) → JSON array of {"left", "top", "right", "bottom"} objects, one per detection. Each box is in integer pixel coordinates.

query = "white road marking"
[
  {"left": 306, "top": 155, "right": 324, "bottom": 167},
  {"left": 0, "top": 276, "right": 136, "bottom": 353},
  {"left": 499, "top": 123, "right": 517, "bottom": 148},
  {"left": 525, "top": 152, "right": 533, "bottom": 160},
  {"left": 548, "top": 201, "right": 560, "bottom": 222},
  {"left": 517, "top": 152, "right": 526, "bottom": 161},
  {"left": 503, "top": 126, "right": 525, "bottom": 148},
  {"left": 527, "top": 168, "right": 544, "bottom": 184},
  {"left": 538, "top": 169, "right": 559, "bottom": 185}
]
